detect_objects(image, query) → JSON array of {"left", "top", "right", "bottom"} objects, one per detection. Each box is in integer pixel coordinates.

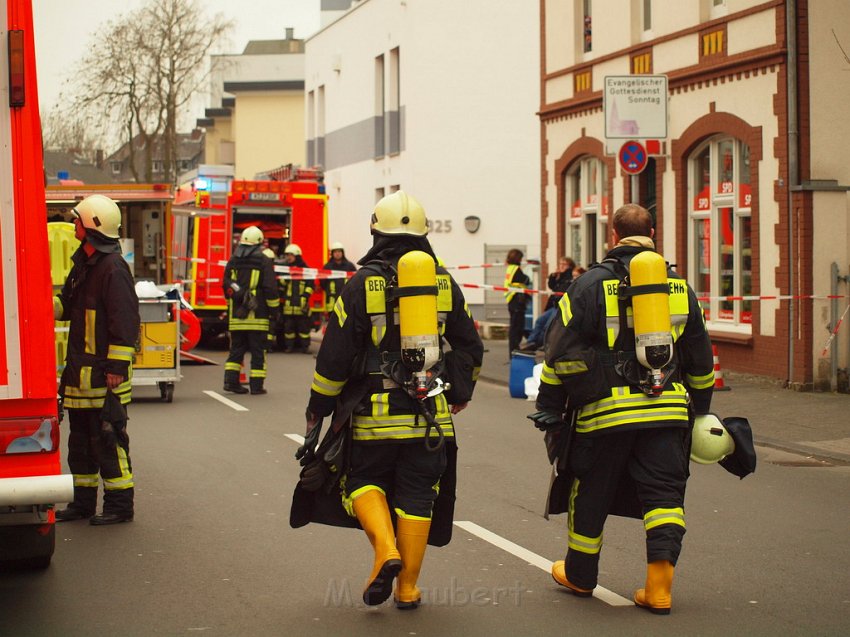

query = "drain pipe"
[{"left": 786, "top": 0, "right": 799, "bottom": 386}]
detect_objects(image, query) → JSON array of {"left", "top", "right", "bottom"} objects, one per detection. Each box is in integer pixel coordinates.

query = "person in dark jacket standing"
[
  {"left": 504, "top": 248, "right": 531, "bottom": 355},
  {"left": 544, "top": 256, "right": 576, "bottom": 312},
  {"left": 280, "top": 243, "right": 314, "bottom": 353},
  {"left": 222, "top": 226, "right": 280, "bottom": 395},
  {"left": 320, "top": 241, "right": 357, "bottom": 319},
  {"left": 534, "top": 204, "right": 715, "bottom": 614},
  {"left": 53, "top": 195, "right": 140, "bottom": 525},
  {"left": 294, "top": 191, "right": 484, "bottom": 609}
]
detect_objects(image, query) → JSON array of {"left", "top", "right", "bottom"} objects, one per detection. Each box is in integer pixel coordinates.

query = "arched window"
[
  {"left": 564, "top": 156, "right": 609, "bottom": 266},
  {"left": 688, "top": 136, "right": 752, "bottom": 331}
]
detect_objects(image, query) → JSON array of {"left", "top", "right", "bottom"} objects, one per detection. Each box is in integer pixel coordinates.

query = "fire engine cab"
[
  {"left": 0, "top": 0, "right": 74, "bottom": 569},
  {"left": 171, "top": 165, "right": 328, "bottom": 342}
]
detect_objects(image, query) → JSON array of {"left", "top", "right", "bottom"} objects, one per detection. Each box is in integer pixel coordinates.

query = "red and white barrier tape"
[{"left": 821, "top": 303, "right": 850, "bottom": 357}]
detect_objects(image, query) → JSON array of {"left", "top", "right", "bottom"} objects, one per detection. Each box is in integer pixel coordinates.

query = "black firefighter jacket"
[{"left": 55, "top": 246, "right": 140, "bottom": 409}]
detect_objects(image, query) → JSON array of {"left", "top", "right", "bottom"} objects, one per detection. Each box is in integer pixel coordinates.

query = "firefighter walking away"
[
  {"left": 290, "top": 190, "right": 484, "bottom": 609},
  {"left": 222, "top": 226, "right": 279, "bottom": 395},
  {"left": 531, "top": 203, "right": 715, "bottom": 614}
]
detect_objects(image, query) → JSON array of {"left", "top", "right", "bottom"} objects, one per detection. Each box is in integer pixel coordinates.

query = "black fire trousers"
[{"left": 564, "top": 426, "right": 689, "bottom": 590}]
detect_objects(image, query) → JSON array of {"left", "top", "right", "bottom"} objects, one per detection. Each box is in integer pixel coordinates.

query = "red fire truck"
[
  {"left": 171, "top": 165, "right": 328, "bottom": 342},
  {"left": 0, "top": 0, "right": 74, "bottom": 568}
]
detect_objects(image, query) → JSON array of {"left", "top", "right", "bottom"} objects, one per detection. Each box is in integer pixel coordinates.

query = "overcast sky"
[{"left": 33, "top": 0, "right": 321, "bottom": 112}]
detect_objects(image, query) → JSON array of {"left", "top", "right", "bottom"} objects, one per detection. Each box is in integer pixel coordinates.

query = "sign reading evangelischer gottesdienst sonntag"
[{"left": 603, "top": 75, "right": 668, "bottom": 140}]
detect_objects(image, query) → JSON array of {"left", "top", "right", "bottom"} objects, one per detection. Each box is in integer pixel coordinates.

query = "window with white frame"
[
  {"left": 688, "top": 137, "right": 752, "bottom": 331},
  {"left": 152, "top": 160, "right": 163, "bottom": 173},
  {"left": 564, "top": 155, "right": 608, "bottom": 267}
]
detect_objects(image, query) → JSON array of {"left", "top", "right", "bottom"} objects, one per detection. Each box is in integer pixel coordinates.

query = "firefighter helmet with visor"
[
  {"left": 370, "top": 191, "right": 429, "bottom": 237},
  {"left": 284, "top": 244, "right": 302, "bottom": 256},
  {"left": 240, "top": 226, "right": 264, "bottom": 246},
  {"left": 72, "top": 194, "right": 121, "bottom": 239}
]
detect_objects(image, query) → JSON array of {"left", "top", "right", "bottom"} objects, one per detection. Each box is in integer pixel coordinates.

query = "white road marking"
[
  {"left": 284, "top": 434, "right": 305, "bottom": 445},
  {"left": 203, "top": 390, "right": 249, "bottom": 412},
  {"left": 454, "top": 520, "right": 633, "bottom": 606}
]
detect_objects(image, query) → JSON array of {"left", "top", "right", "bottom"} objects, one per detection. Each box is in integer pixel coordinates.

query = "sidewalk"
[{"left": 477, "top": 337, "right": 850, "bottom": 465}]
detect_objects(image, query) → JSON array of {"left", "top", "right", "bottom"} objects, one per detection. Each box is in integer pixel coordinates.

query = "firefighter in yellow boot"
[
  {"left": 291, "top": 191, "right": 484, "bottom": 608},
  {"left": 53, "top": 195, "right": 140, "bottom": 525},
  {"left": 280, "top": 244, "right": 314, "bottom": 353},
  {"left": 533, "top": 204, "right": 715, "bottom": 614}
]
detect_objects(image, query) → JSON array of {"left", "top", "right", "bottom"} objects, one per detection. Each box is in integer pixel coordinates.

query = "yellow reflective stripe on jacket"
[
  {"left": 644, "top": 507, "right": 685, "bottom": 531},
  {"left": 575, "top": 384, "right": 689, "bottom": 434},
  {"left": 554, "top": 360, "right": 588, "bottom": 375},
  {"left": 311, "top": 371, "right": 346, "bottom": 397},
  {"left": 333, "top": 296, "right": 348, "bottom": 327},
  {"left": 352, "top": 394, "right": 454, "bottom": 441},
  {"left": 471, "top": 366, "right": 480, "bottom": 382},
  {"left": 267, "top": 297, "right": 280, "bottom": 308},
  {"left": 229, "top": 318, "right": 270, "bottom": 330},
  {"left": 540, "top": 362, "right": 561, "bottom": 386},
  {"left": 370, "top": 314, "right": 387, "bottom": 347},
  {"left": 107, "top": 344, "right": 135, "bottom": 362},
  {"left": 558, "top": 293, "right": 573, "bottom": 326},
  {"left": 685, "top": 369, "right": 715, "bottom": 389},
  {"left": 85, "top": 309, "right": 97, "bottom": 354}
]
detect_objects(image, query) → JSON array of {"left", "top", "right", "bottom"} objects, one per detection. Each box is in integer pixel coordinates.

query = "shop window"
[
  {"left": 688, "top": 137, "right": 752, "bottom": 332},
  {"left": 564, "top": 155, "right": 608, "bottom": 267}
]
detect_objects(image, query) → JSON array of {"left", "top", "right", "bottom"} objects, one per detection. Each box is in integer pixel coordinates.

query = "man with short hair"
[{"left": 535, "top": 203, "right": 715, "bottom": 614}]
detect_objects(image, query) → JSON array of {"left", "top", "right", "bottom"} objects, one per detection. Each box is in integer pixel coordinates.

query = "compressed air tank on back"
[
  {"left": 629, "top": 251, "right": 673, "bottom": 371},
  {"left": 397, "top": 250, "right": 440, "bottom": 373}
]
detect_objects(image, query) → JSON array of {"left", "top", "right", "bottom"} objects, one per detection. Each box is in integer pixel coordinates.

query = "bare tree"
[{"left": 67, "top": 0, "right": 232, "bottom": 184}]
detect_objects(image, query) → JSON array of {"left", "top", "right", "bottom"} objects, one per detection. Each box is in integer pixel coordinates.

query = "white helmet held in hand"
[{"left": 690, "top": 413, "right": 735, "bottom": 464}]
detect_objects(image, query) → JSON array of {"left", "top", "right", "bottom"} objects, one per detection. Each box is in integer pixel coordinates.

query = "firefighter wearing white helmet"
[
  {"left": 54, "top": 194, "right": 140, "bottom": 525},
  {"left": 534, "top": 203, "right": 716, "bottom": 614},
  {"left": 292, "top": 191, "right": 484, "bottom": 610},
  {"left": 240, "top": 225, "right": 264, "bottom": 246},
  {"left": 222, "top": 226, "right": 279, "bottom": 395},
  {"left": 280, "top": 243, "right": 314, "bottom": 353},
  {"left": 321, "top": 241, "right": 356, "bottom": 316}
]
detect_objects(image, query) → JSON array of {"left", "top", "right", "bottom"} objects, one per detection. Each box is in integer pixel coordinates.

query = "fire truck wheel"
[{"left": 0, "top": 523, "right": 54, "bottom": 570}]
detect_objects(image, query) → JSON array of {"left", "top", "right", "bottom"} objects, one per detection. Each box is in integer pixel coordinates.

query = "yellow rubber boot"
[
  {"left": 634, "top": 560, "right": 674, "bottom": 615},
  {"left": 551, "top": 560, "right": 593, "bottom": 597},
  {"left": 394, "top": 517, "right": 431, "bottom": 609},
  {"left": 352, "top": 490, "right": 402, "bottom": 605}
]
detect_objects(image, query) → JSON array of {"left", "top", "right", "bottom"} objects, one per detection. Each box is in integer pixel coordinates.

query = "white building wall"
[{"left": 306, "top": 0, "right": 540, "bottom": 308}]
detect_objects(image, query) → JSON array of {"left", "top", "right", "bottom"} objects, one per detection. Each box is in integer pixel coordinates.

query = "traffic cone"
[
  {"left": 239, "top": 364, "right": 248, "bottom": 385},
  {"left": 712, "top": 345, "right": 730, "bottom": 391}
]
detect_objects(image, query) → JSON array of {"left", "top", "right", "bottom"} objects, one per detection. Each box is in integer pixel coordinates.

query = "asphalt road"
[{"left": 1, "top": 347, "right": 848, "bottom": 636}]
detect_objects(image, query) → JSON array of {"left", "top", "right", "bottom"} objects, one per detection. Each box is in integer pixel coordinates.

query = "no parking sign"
[{"left": 618, "top": 140, "right": 648, "bottom": 175}]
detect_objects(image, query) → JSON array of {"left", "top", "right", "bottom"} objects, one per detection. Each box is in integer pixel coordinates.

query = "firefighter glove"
[
  {"left": 527, "top": 411, "right": 565, "bottom": 432},
  {"left": 295, "top": 410, "right": 323, "bottom": 466}
]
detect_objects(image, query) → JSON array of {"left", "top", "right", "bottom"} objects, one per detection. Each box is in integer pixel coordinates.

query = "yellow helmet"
[
  {"left": 240, "top": 226, "right": 264, "bottom": 245},
  {"left": 72, "top": 194, "right": 121, "bottom": 238},
  {"left": 690, "top": 413, "right": 736, "bottom": 464},
  {"left": 284, "top": 243, "right": 302, "bottom": 256},
  {"left": 370, "top": 190, "right": 428, "bottom": 237}
]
